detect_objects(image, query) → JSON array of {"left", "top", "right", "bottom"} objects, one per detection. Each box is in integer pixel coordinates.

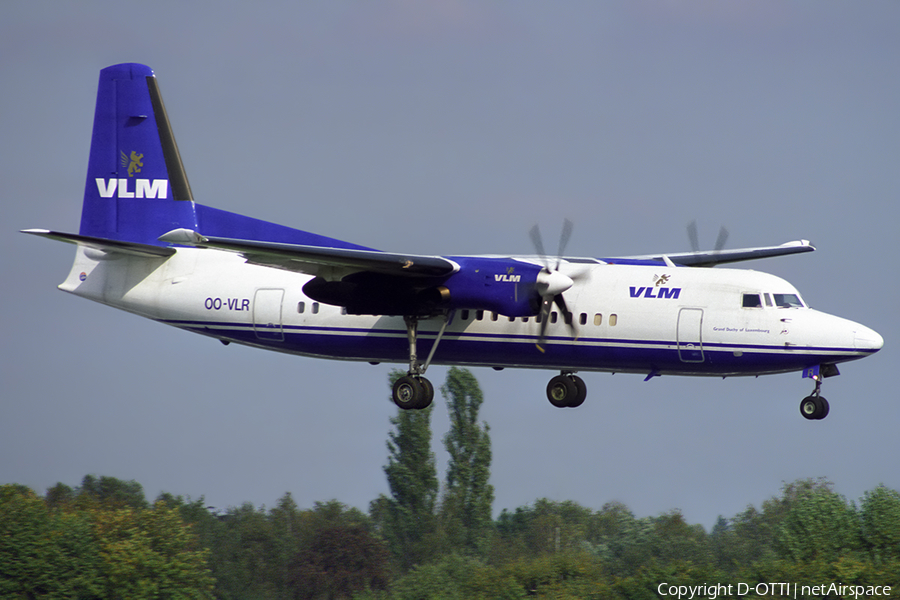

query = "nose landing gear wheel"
[
  {"left": 546, "top": 374, "right": 587, "bottom": 408},
  {"left": 800, "top": 395, "right": 829, "bottom": 420},
  {"left": 392, "top": 375, "right": 434, "bottom": 410}
]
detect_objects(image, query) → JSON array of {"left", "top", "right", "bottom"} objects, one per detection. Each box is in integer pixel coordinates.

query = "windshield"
[{"left": 772, "top": 293, "right": 805, "bottom": 308}]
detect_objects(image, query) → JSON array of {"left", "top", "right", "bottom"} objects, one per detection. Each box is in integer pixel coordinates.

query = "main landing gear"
[
  {"left": 392, "top": 375, "right": 434, "bottom": 410},
  {"left": 799, "top": 373, "right": 830, "bottom": 420},
  {"left": 546, "top": 372, "right": 587, "bottom": 408},
  {"left": 391, "top": 315, "right": 449, "bottom": 410}
]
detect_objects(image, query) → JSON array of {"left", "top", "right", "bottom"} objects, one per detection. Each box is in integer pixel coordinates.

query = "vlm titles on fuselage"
[{"left": 23, "top": 63, "right": 883, "bottom": 420}]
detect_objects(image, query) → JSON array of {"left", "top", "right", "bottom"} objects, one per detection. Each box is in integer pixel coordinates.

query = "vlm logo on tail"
[
  {"left": 120, "top": 150, "right": 144, "bottom": 177},
  {"left": 96, "top": 177, "right": 168, "bottom": 199},
  {"left": 96, "top": 150, "right": 167, "bottom": 198}
]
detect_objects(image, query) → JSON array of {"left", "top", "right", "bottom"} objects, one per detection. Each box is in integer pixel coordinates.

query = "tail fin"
[{"left": 80, "top": 63, "right": 197, "bottom": 246}]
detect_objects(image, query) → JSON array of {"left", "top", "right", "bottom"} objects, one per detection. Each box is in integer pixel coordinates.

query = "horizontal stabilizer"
[
  {"left": 158, "top": 229, "right": 458, "bottom": 278},
  {"left": 22, "top": 229, "right": 175, "bottom": 258}
]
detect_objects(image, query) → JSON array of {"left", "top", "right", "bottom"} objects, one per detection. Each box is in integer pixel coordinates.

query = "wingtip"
[{"left": 781, "top": 239, "right": 816, "bottom": 250}]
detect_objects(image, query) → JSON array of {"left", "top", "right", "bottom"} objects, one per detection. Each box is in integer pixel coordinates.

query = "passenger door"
[{"left": 677, "top": 308, "right": 704, "bottom": 363}]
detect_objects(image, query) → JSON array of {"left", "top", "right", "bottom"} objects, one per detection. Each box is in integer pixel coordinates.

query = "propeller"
[
  {"left": 529, "top": 219, "right": 581, "bottom": 351},
  {"left": 687, "top": 220, "right": 729, "bottom": 254}
]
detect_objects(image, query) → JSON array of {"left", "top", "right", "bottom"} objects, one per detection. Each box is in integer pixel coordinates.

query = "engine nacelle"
[
  {"left": 302, "top": 256, "right": 542, "bottom": 317},
  {"left": 438, "top": 257, "right": 542, "bottom": 317}
]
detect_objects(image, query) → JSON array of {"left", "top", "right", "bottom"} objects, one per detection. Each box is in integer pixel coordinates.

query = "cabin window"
[
  {"left": 312, "top": 302, "right": 320, "bottom": 314},
  {"left": 522, "top": 317, "right": 529, "bottom": 323},
  {"left": 594, "top": 313, "right": 603, "bottom": 326},
  {"left": 461, "top": 309, "right": 469, "bottom": 320},
  {"left": 550, "top": 312, "right": 558, "bottom": 324},
  {"left": 476, "top": 310, "right": 484, "bottom": 321},
  {"left": 742, "top": 294, "right": 762, "bottom": 308},
  {"left": 341, "top": 307, "right": 348, "bottom": 315},
  {"left": 609, "top": 314, "right": 618, "bottom": 326},
  {"left": 508, "top": 315, "right": 515, "bottom": 322},
  {"left": 491, "top": 312, "right": 499, "bottom": 322},
  {"left": 298, "top": 302, "right": 305, "bottom": 313},
  {"left": 580, "top": 313, "right": 587, "bottom": 326},
  {"left": 536, "top": 312, "right": 542, "bottom": 324},
  {"left": 773, "top": 293, "right": 804, "bottom": 308}
]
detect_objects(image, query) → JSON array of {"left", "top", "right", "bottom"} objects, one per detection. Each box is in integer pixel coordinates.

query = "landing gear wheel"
[
  {"left": 417, "top": 377, "right": 434, "bottom": 410},
  {"left": 393, "top": 376, "right": 433, "bottom": 410},
  {"left": 547, "top": 375, "right": 576, "bottom": 408},
  {"left": 815, "top": 396, "right": 829, "bottom": 420},
  {"left": 800, "top": 395, "right": 829, "bottom": 420},
  {"left": 547, "top": 374, "right": 587, "bottom": 408},
  {"left": 569, "top": 375, "right": 587, "bottom": 408}
]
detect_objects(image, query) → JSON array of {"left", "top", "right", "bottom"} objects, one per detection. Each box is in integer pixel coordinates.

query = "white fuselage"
[{"left": 60, "top": 246, "right": 882, "bottom": 378}]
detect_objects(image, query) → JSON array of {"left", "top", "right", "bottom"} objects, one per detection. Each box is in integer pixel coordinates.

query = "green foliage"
[
  {"left": 0, "top": 483, "right": 213, "bottom": 600},
  {"left": 289, "top": 520, "right": 390, "bottom": 599},
  {"left": 773, "top": 479, "right": 860, "bottom": 562},
  {"left": 0, "top": 485, "right": 102, "bottom": 598},
  {"left": 5, "top": 474, "right": 900, "bottom": 599},
  {"left": 377, "top": 369, "right": 440, "bottom": 571},
  {"left": 78, "top": 474, "right": 148, "bottom": 509},
  {"left": 859, "top": 485, "right": 900, "bottom": 563},
  {"left": 92, "top": 502, "right": 215, "bottom": 599},
  {"left": 441, "top": 366, "right": 494, "bottom": 556}
]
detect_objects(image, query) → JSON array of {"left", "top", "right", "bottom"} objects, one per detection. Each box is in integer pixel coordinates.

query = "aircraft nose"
[{"left": 854, "top": 324, "right": 884, "bottom": 353}]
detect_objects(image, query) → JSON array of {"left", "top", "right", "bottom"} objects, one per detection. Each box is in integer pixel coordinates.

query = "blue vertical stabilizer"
[{"left": 80, "top": 63, "right": 198, "bottom": 246}]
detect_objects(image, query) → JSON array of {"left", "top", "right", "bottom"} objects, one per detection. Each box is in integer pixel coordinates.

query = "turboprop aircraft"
[{"left": 23, "top": 63, "right": 883, "bottom": 420}]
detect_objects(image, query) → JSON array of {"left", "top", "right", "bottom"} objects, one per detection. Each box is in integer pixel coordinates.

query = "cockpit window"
[
  {"left": 772, "top": 293, "right": 804, "bottom": 308},
  {"left": 742, "top": 293, "right": 762, "bottom": 308}
]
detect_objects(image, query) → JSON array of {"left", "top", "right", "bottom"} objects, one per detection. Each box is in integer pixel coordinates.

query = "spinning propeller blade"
[
  {"left": 687, "top": 220, "right": 729, "bottom": 257},
  {"left": 530, "top": 219, "right": 579, "bottom": 351}
]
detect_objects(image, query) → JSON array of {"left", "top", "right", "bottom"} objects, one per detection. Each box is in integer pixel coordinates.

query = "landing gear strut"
[
  {"left": 390, "top": 315, "right": 448, "bottom": 410},
  {"left": 546, "top": 372, "right": 587, "bottom": 408},
  {"left": 799, "top": 374, "right": 830, "bottom": 420}
]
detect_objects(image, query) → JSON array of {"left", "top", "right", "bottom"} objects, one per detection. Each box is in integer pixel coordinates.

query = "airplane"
[{"left": 23, "top": 63, "right": 883, "bottom": 420}]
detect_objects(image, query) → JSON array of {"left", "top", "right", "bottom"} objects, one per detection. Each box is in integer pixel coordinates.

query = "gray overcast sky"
[{"left": 2, "top": 1, "right": 897, "bottom": 529}]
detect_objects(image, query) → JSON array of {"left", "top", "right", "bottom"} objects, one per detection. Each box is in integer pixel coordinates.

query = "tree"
[
  {"left": 91, "top": 502, "right": 215, "bottom": 599},
  {"left": 214, "top": 502, "right": 280, "bottom": 599},
  {"left": 0, "top": 484, "right": 101, "bottom": 598},
  {"left": 78, "top": 474, "right": 148, "bottom": 509},
  {"left": 773, "top": 479, "right": 860, "bottom": 563},
  {"left": 859, "top": 485, "right": 900, "bottom": 563},
  {"left": 1, "top": 483, "right": 213, "bottom": 599},
  {"left": 375, "top": 369, "right": 440, "bottom": 571},
  {"left": 289, "top": 501, "right": 390, "bottom": 599},
  {"left": 441, "top": 367, "right": 494, "bottom": 555}
]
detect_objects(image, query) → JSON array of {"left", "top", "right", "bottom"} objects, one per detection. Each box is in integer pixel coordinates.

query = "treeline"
[
  {"left": 3, "top": 477, "right": 898, "bottom": 598},
  {"left": 3, "top": 369, "right": 899, "bottom": 598}
]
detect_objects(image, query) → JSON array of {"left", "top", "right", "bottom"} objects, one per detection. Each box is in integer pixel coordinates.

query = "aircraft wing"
[
  {"left": 158, "top": 228, "right": 458, "bottom": 278},
  {"left": 622, "top": 240, "right": 815, "bottom": 267}
]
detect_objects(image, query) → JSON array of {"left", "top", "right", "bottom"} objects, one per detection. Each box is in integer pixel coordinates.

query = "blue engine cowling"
[
  {"left": 303, "top": 256, "right": 543, "bottom": 317},
  {"left": 438, "top": 257, "right": 543, "bottom": 317}
]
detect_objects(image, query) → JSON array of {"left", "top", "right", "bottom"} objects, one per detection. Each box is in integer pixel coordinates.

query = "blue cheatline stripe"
[{"left": 156, "top": 318, "right": 873, "bottom": 374}]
